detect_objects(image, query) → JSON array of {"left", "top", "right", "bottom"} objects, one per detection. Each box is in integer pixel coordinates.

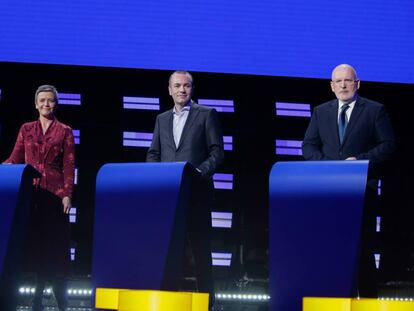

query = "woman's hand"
[{"left": 62, "top": 196, "right": 72, "bottom": 214}]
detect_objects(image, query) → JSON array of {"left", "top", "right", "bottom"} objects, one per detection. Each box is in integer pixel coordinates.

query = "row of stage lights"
[
  {"left": 19, "top": 288, "right": 92, "bottom": 296},
  {"left": 378, "top": 297, "right": 414, "bottom": 301},
  {"left": 18, "top": 288, "right": 269, "bottom": 301},
  {"left": 18, "top": 288, "right": 414, "bottom": 303},
  {"left": 216, "top": 293, "right": 270, "bottom": 301}
]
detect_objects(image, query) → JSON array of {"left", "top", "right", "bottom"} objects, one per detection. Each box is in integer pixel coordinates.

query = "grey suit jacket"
[
  {"left": 146, "top": 103, "right": 224, "bottom": 179},
  {"left": 302, "top": 96, "right": 396, "bottom": 166}
]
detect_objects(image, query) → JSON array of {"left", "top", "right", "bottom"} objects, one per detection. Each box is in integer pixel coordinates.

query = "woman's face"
[{"left": 35, "top": 91, "right": 57, "bottom": 118}]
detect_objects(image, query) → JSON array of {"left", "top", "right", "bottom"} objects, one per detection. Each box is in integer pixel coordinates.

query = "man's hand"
[
  {"left": 62, "top": 196, "right": 72, "bottom": 214},
  {"left": 345, "top": 157, "right": 357, "bottom": 160}
]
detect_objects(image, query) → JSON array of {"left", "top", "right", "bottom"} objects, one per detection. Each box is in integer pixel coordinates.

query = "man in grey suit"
[
  {"left": 147, "top": 70, "right": 224, "bottom": 309},
  {"left": 302, "top": 64, "right": 396, "bottom": 297},
  {"left": 147, "top": 70, "right": 224, "bottom": 178}
]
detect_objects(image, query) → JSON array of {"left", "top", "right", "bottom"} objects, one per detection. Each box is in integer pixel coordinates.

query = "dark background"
[{"left": 1, "top": 61, "right": 413, "bottom": 296}]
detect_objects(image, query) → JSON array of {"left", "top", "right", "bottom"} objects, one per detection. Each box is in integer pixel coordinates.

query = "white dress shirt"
[
  {"left": 337, "top": 99, "right": 356, "bottom": 123},
  {"left": 173, "top": 103, "right": 191, "bottom": 148}
]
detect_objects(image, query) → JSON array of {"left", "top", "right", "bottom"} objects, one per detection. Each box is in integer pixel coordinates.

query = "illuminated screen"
[{"left": 0, "top": 0, "right": 413, "bottom": 83}]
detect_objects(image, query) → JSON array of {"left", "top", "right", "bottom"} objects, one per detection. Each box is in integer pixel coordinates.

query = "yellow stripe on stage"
[
  {"left": 118, "top": 290, "right": 192, "bottom": 311},
  {"left": 95, "top": 288, "right": 209, "bottom": 311},
  {"left": 191, "top": 292, "right": 209, "bottom": 311},
  {"left": 352, "top": 298, "right": 414, "bottom": 311},
  {"left": 303, "top": 297, "right": 414, "bottom": 311},
  {"left": 95, "top": 288, "right": 121, "bottom": 310},
  {"left": 303, "top": 297, "right": 351, "bottom": 311}
]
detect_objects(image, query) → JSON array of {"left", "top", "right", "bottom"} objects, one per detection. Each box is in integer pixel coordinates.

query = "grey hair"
[
  {"left": 35, "top": 84, "right": 59, "bottom": 104},
  {"left": 331, "top": 64, "right": 358, "bottom": 81}
]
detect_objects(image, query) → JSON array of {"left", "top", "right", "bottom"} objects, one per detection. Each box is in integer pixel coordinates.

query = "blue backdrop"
[{"left": 0, "top": 0, "right": 413, "bottom": 83}]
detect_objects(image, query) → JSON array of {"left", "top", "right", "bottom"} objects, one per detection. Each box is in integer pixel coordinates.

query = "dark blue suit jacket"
[
  {"left": 302, "top": 96, "right": 396, "bottom": 167},
  {"left": 146, "top": 103, "right": 224, "bottom": 179}
]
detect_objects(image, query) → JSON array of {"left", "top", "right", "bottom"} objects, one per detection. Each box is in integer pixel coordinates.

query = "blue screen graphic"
[{"left": 0, "top": 0, "right": 413, "bottom": 83}]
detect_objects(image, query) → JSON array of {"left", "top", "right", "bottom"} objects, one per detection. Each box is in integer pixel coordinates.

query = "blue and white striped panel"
[
  {"left": 198, "top": 99, "right": 235, "bottom": 113},
  {"left": 213, "top": 173, "right": 233, "bottom": 190},
  {"left": 374, "top": 253, "right": 380, "bottom": 269},
  {"left": 73, "top": 129, "right": 80, "bottom": 144},
  {"left": 59, "top": 93, "right": 81, "bottom": 105},
  {"left": 123, "top": 131, "right": 153, "bottom": 147},
  {"left": 211, "top": 212, "right": 233, "bottom": 228},
  {"left": 224, "top": 136, "right": 233, "bottom": 151},
  {"left": 212, "top": 252, "right": 232, "bottom": 266},
  {"left": 376, "top": 216, "right": 381, "bottom": 232},
  {"left": 69, "top": 207, "right": 77, "bottom": 224},
  {"left": 275, "top": 139, "right": 302, "bottom": 156},
  {"left": 275, "top": 102, "right": 311, "bottom": 117},
  {"left": 74, "top": 168, "right": 78, "bottom": 185},
  {"left": 123, "top": 96, "right": 160, "bottom": 110},
  {"left": 378, "top": 179, "right": 382, "bottom": 196}
]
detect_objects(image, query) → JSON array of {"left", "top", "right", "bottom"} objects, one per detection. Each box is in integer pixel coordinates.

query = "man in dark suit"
[
  {"left": 147, "top": 70, "right": 224, "bottom": 308},
  {"left": 302, "top": 64, "right": 395, "bottom": 169},
  {"left": 302, "top": 64, "right": 396, "bottom": 297}
]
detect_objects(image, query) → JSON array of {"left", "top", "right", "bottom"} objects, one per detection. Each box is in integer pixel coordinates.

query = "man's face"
[
  {"left": 168, "top": 73, "right": 193, "bottom": 106},
  {"left": 330, "top": 66, "right": 360, "bottom": 102},
  {"left": 35, "top": 91, "right": 57, "bottom": 118}
]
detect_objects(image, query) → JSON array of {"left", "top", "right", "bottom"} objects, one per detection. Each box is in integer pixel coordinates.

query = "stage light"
[
  {"left": 215, "top": 293, "right": 270, "bottom": 301},
  {"left": 67, "top": 288, "right": 93, "bottom": 296}
]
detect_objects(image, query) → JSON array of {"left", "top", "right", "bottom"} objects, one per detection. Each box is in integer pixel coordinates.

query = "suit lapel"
[
  {"left": 327, "top": 100, "right": 341, "bottom": 146},
  {"left": 167, "top": 110, "right": 176, "bottom": 150},
  {"left": 177, "top": 102, "right": 199, "bottom": 150},
  {"left": 342, "top": 97, "right": 364, "bottom": 145}
]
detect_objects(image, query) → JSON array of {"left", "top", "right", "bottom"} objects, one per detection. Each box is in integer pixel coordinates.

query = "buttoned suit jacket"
[{"left": 302, "top": 96, "right": 396, "bottom": 168}]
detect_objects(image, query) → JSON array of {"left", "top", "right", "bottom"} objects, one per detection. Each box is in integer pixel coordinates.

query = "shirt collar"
[
  {"left": 338, "top": 99, "right": 356, "bottom": 109},
  {"left": 173, "top": 101, "right": 192, "bottom": 115}
]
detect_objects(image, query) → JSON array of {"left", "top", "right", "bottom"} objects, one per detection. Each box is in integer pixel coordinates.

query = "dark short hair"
[
  {"left": 35, "top": 85, "right": 59, "bottom": 104},
  {"left": 168, "top": 71, "right": 194, "bottom": 88}
]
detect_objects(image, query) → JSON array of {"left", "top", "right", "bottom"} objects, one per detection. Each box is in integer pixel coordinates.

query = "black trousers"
[
  {"left": 186, "top": 178, "right": 215, "bottom": 308},
  {"left": 357, "top": 180, "right": 379, "bottom": 298},
  {"left": 27, "top": 189, "right": 70, "bottom": 310}
]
